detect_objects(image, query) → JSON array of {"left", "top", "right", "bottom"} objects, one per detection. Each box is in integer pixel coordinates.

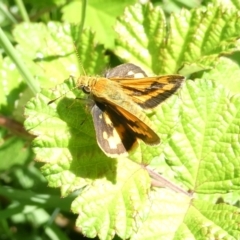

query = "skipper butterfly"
[{"left": 77, "top": 63, "right": 184, "bottom": 157}]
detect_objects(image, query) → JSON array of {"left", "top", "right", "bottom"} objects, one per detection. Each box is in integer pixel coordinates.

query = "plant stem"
[
  {"left": 14, "top": 0, "right": 30, "bottom": 22},
  {"left": 0, "top": 27, "right": 40, "bottom": 94}
]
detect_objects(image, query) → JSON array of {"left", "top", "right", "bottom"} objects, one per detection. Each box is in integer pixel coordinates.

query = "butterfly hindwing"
[
  {"left": 105, "top": 63, "right": 147, "bottom": 78},
  {"left": 91, "top": 103, "right": 137, "bottom": 157}
]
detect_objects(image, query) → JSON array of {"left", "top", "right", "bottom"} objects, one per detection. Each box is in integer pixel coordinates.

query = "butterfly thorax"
[
  {"left": 77, "top": 76, "right": 120, "bottom": 98},
  {"left": 79, "top": 77, "right": 141, "bottom": 116}
]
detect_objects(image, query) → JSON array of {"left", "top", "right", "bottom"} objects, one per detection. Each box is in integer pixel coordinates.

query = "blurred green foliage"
[{"left": 1, "top": 0, "right": 240, "bottom": 240}]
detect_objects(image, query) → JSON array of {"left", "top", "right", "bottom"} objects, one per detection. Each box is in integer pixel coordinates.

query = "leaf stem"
[
  {"left": 79, "top": 0, "right": 87, "bottom": 37},
  {"left": 14, "top": 0, "right": 30, "bottom": 22},
  {"left": 0, "top": 27, "right": 40, "bottom": 94},
  {"left": 147, "top": 167, "right": 192, "bottom": 197},
  {"left": 0, "top": 2, "right": 17, "bottom": 24},
  {"left": 0, "top": 115, "right": 35, "bottom": 139}
]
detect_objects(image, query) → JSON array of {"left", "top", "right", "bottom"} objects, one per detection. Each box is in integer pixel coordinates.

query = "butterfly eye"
[{"left": 82, "top": 86, "right": 91, "bottom": 94}]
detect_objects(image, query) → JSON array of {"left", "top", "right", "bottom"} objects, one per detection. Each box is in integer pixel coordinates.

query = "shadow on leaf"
[{"left": 56, "top": 96, "right": 117, "bottom": 183}]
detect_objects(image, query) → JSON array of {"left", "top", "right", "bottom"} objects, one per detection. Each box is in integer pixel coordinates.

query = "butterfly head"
[{"left": 77, "top": 76, "right": 96, "bottom": 94}]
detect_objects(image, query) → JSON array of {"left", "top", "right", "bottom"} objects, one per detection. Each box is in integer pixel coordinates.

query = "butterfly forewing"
[
  {"left": 113, "top": 75, "right": 185, "bottom": 109},
  {"left": 105, "top": 102, "right": 160, "bottom": 145}
]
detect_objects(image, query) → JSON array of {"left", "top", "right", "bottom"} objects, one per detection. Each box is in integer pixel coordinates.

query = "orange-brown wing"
[
  {"left": 93, "top": 100, "right": 160, "bottom": 148},
  {"left": 110, "top": 75, "right": 185, "bottom": 109},
  {"left": 107, "top": 102, "right": 160, "bottom": 145},
  {"left": 105, "top": 63, "right": 184, "bottom": 109}
]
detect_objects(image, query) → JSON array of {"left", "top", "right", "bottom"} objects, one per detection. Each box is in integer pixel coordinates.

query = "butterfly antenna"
[
  {"left": 48, "top": 76, "right": 77, "bottom": 105},
  {"left": 48, "top": 96, "right": 62, "bottom": 105},
  {"left": 49, "top": 43, "right": 86, "bottom": 105},
  {"left": 73, "top": 42, "right": 86, "bottom": 77}
]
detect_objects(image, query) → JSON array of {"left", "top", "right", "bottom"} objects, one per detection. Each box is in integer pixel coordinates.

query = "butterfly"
[{"left": 76, "top": 63, "right": 185, "bottom": 158}]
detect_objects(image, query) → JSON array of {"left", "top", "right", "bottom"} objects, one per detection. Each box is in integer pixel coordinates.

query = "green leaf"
[
  {"left": 24, "top": 76, "right": 240, "bottom": 239},
  {"left": 157, "top": 0, "right": 201, "bottom": 14},
  {"left": 199, "top": 57, "right": 240, "bottom": 94},
  {"left": 183, "top": 200, "right": 240, "bottom": 239},
  {"left": 163, "top": 79, "right": 240, "bottom": 197},
  {"left": 72, "top": 159, "right": 151, "bottom": 240},
  {"left": 202, "top": 0, "right": 240, "bottom": 9},
  {"left": 0, "top": 137, "right": 32, "bottom": 170},
  {"left": 132, "top": 79, "right": 240, "bottom": 239},
  {"left": 0, "top": 55, "right": 28, "bottom": 117},
  {"left": 13, "top": 22, "right": 108, "bottom": 88},
  {"left": 115, "top": 3, "right": 240, "bottom": 75},
  {"left": 61, "top": 0, "right": 136, "bottom": 49},
  {"left": 22, "top": 0, "right": 66, "bottom": 8},
  {"left": 23, "top": 3, "right": 240, "bottom": 240},
  {"left": 131, "top": 189, "right": 191, "bottom": 240},
  {"left": 25, "top": 76, "right": 109, "bottom": 195},
  {"left": 24, "top": 65, "right": 190, "bottom": 239}
]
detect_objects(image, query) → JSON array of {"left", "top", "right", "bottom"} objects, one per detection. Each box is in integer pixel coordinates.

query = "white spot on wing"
[
  {"left": 134, "top": 73, "right": 145, "bottom": 78},
  {"left": 102, "top": 129, "right": 122, "bottom": 150}
]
